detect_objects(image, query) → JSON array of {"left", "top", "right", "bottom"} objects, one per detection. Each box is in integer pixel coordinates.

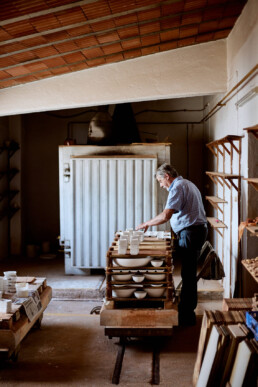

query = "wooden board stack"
[{"left": 193, "top": 308, "right": 258, "bottom": 387}]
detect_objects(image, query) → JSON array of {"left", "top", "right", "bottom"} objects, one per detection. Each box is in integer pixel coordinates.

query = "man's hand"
[{"left": 136, "top": 222, "right": 149, "bottom": 232}]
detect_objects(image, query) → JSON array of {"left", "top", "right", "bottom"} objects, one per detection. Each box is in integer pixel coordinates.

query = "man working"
[{"left": 136, "top": 163, "right": 207, "bottom": 326}]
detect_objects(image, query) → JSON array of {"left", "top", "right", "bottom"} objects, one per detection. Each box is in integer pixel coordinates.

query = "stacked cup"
[
  {"left": 132, "top": 230, "right": 144, "bottom": 242},
  {"left": 4, "top": 271, "right": 17, "bottom": 294},
  {"left": 0, "top": 277, "right": 4, "bottom": 295},
  {"left": 0, "top": 299, "right": 12, "bottom": 313},
  {"left": 15, "top": 283, "right": 29, "bottom": 297},
  {"left": 130, "top": 236, "right": 140, "bottom": 255},
  {"left": 118, "top": 237, "right": 128, "bottom": 254}
]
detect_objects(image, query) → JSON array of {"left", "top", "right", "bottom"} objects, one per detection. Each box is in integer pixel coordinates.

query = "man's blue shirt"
[{"left": 165, "top": 176, "right": 207, "bottom": 234}]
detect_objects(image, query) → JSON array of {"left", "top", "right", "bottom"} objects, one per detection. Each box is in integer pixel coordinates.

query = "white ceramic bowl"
[
  {"left": 114, "top": 257, "right": 152, "bottom": 268},
  {"left": 145, "top": 273, "right": 166, "bottom": 281},
  {"left": 151, "top": 259, "right": 164, "bottom": 267},
  {"left": 132, "top": 274, "right": 145, "bottom": 283},
  {"left": 146, "top": 287, "right": 165, "bottom": 298},
  {"left": 112, "top": 273, "right": 132, "bottom": 281},
  {"left": 134, "top": 290, "right": 147, "bottom": 299},
  {"left": 112, "top": 287, "right": 136, "bottom": 298},
  {"left": 151, "top": 284, "right": 164, "bottom": 287}
]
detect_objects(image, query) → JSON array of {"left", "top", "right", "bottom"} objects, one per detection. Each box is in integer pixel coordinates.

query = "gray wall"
[{"left": 2, "top": 96, "right": 206, "bottom": 256}]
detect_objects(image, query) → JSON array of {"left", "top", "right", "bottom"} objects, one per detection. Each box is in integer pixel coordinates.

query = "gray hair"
[{"left": 155, "top": 163, "right": 178, "bottom": 178}]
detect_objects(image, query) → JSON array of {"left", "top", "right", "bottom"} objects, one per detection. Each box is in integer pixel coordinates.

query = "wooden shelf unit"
[{"left": 0, "top": 141, "right": 20, "bottom": 257}]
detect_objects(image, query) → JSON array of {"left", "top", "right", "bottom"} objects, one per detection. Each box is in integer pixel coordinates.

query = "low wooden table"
[{"left": 0, "top": 277, "right": 52, "bottom": 361}]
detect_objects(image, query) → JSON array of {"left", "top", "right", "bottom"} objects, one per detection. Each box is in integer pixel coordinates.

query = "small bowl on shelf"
[
  {"left": 134, "top": 290, "right": 147, "bottom": 299},
  {"left": 151, "top": 259, "right": 164, "bottom": 267},
  {"left": 132, "top": 273, "right": 145, "bottom": 283}
]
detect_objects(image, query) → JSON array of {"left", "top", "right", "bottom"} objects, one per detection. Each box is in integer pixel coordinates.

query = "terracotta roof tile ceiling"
[{"left": 0, "top": 0, "right": 247, "bottom": 89}]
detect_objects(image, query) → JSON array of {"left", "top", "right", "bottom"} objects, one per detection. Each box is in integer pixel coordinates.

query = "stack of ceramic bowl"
[{"left": 4, "top": 271, "right": 17, "bottom": 294}]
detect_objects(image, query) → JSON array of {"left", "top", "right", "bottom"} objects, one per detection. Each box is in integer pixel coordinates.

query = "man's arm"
[{"left": 136, "top": 209, "right": 174, "bottom": 232}]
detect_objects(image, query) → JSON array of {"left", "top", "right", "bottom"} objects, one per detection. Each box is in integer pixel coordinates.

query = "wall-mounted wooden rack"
[
  {"left": 206, "top": 135, "right": 242, "bottom": 297},
  {"left": 206, "top": 135, "right": 243, "bottom": 156},
  {"left": 205, "top": 196, "right": 227, "bottom": 214},
  {"left": 206, "top": 171, "right": 241, "bottom": 191},
  {"left": 207, "top": 217, "right": 227, "bottom": 236},
  {"left": 243, "top": 124, "right": 258, "bottom": 139}
]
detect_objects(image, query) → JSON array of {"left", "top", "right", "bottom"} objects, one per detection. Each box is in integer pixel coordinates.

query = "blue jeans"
[{"left": 177, "top": 224, "right": 208, "bottom": 323}]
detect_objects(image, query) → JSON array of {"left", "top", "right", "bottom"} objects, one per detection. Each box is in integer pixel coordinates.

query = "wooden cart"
[
  {"left": 100, "top": 233, "right": 178, "bottom": 384},
  {"left": 0, "top": 277, "right": 52, "bottom": 362}
]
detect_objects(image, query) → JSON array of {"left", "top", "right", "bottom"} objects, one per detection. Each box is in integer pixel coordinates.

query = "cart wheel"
[
  {"left": 34, "top": 314, "right": 43, "bottom": 329},
  {"left": 90, "top": 306, "right": 101, "bottom": 315}
]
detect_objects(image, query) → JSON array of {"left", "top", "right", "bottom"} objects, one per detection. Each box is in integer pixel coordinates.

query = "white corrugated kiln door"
[{"left": 69, "top": 156, "right": 157, "bottom": 269}]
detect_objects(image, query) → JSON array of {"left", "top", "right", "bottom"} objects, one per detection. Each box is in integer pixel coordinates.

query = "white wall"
[
  {"left": 204, "top": 0, "right": 258, "bottom": 297},
  {"left": 0, "top": 40, "right": 227, "bottom": 117}
]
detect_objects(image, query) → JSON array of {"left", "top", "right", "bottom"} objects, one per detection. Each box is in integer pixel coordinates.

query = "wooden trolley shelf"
[{"left": 102, "top": 233, "right": 178, "bottom": 329}]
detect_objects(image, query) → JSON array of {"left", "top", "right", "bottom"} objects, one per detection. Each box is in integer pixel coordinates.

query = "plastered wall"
[
  {"left": 0, "top": 39, "right": 227, "bottom": 117},
  {"left": 203, "top": 0, "right": 258, "bottom": 297}
]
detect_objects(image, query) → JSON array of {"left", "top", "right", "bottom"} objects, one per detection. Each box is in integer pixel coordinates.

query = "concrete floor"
[
  {"left": 0, "top": 298, "right": 223, "bottom": 387},
  {"left": 0, "top": 254, "right": 224, "bottom": 386}
]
